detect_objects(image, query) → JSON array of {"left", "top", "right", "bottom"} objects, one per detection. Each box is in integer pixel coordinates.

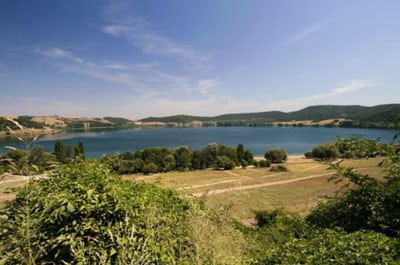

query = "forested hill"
[{"left": 139, "top": 104, "right": 400, "bottom": 128}]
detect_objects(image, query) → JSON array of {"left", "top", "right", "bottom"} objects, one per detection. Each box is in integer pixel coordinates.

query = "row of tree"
[
  {"left": 54, "top": 140, "right": 85, "bottom": 163},
  {"left": 102, "top": 143, "right": 258, "bottom": 174},
  {"left": 304, "top": 136, "right": 385, "bottom": 160},
  {"left": 1, "top": 138, "right": 289, "bottom": 175}
]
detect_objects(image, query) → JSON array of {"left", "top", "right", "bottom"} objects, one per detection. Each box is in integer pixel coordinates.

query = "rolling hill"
[{"left": 139, "top": 104, "right": 400, "bottom": 128}]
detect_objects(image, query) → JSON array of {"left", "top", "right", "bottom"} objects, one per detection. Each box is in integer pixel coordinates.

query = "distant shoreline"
[{"left": 1, "top": 123, "right": 396, "bottom": 140}]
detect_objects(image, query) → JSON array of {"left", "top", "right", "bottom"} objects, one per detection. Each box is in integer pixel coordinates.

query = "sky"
[{"left": 1, "top": 0, "right": 400, "bottom": 120}]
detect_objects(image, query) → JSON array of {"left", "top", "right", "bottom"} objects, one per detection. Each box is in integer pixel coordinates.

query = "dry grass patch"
[
  {"left": 202, "top": 174, "right": 339, "bottom": 220},
  {"left": 0, "top": 180, "right": 26, "bottom": 208}
]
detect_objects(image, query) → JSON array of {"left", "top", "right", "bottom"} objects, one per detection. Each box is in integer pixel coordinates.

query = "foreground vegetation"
[
  {"left": 0, "top": 161, "right": 246, "bottom": 264},
  {"left": 0, "top": 131, "right": 399, "bottom": 263}
]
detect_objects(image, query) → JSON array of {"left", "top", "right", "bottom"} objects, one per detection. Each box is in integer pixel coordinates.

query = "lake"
[{"left": 0, "top": 127, "right": 397, "bottom": 158}]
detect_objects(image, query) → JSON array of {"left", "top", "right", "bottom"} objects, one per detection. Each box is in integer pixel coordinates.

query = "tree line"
[{"left": 102, "top": 143, "right": 270, "bottom": 175}]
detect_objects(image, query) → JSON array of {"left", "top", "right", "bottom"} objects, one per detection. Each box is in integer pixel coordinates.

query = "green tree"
[
  {"left": 74, "top": 141, "right": 85, "bottom": 159},
  {"left": 54, "top": 140, "right": 65, "bottom": 163},
  {"left": 163, "top": 154, "right": 176, "bottom": 171},
  {"left": 243, "top": 150, "right": 254, "bottom": 164},
  {"left": 215, "top": 156, "right": 235, "bottom": 170},
  {"left": 237, "top": 144, "right": 245, "bottom": 162},
  {"left": 142, "top": 162, "right": 158, "bottom": 174},
  {"left": 191, "top": 150, "right": 204, "bottom": 169},
  {"left": 174, "top": 146, "right": 191, "bottom": 170},
  {"left": 264, "top": 148, "right": 287, "bottom": 163}
]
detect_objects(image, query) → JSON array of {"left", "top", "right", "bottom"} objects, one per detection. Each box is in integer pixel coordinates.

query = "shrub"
[
  {"left": 142, "top": 162, "right": 158, "bottom": 174},
  {"left": 117, "top": 159, "right": 135, "bottom": 174},
  {"left": 270, "top": 165, "right": 288, "bottom": 172},
  {"left": 264, "top": 148, "right": 287, "bottom": 163},
  {"left": 307, "top": 143, "right": 338, "bottom": 160},
  {"left": 163, "top": 154, "right": 176, "bottom": 171},
  {"left": 0, "top": 161, "right": 248, "bottom": 264},
  {"left": 214, "top": 156, "right": 235, "bottom": 170},
  {"left": 262, "top": 229, "right": 400, "bottom": 265},
  {"left": 240, "top": 159, "right": 249, "bottom": 168},
  {"left": 0, "top": 161, "right": 191, "bottom": 264},
  {"left": 259, "top": 159, "right": 271, "bottom": 168}
]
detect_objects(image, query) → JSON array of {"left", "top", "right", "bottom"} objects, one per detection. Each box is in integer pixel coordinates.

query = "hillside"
[
  {"left": 139, "top": 104, "right": 400, "bottom": 128},
  {"left": 0, "top": 116, "right": 135, "bottom": 135}
]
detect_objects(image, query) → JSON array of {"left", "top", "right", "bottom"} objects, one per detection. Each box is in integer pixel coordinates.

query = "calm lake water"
[{"left": 0, "top": 127, "right": 397, "bottom": 158}]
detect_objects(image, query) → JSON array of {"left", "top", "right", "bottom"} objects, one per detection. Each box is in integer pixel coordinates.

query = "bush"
[
  {"left": 0, "top": 161, "right": 248, "bottom": 264},
  {"left": 240, "top": 160, "right": 249, "bottom": 168},
  {"left": 264, "top": 148, "right": 287, "bottom": 163},
  {"left": 0, "top": 161, "right": 191, "bottom": 264},
  {"left": 117, "top": 159, "right": 135, "bottom": 174},
  {"left": 142, "top": 162, "right": 158, "bottom": 174},
  {"left": 270, "top": 165, "right": 288, "bottom": 172},
  {"left": 262, "top": 229, "right": 400, "bottom": 265},
  {"left": 259, "top": 159, "right": 271, "bottom": 168},
  {"left": 214, "top": 156, "right": 235, "bottom": 170},
  {"left": 306, "top": 136, "right": 382, "bottom": 160},
  {"left": 306, "top": 143, "right": 338, "bottom": 160}
]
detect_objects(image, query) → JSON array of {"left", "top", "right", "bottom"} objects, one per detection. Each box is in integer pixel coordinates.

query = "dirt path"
[
  {"left": 176, "top": 179, "right": 239, "bottom": 190},
  {"left": 191, "top": 172, "right": 333, "bottom": 197},
  {"left": 134, "top": 174, "right": 161, "bottom": 181},
  {"left": 0, "top": 174, "right": 47, "bottom": 185},
  {"left": 224, "top": 171, "right": 252, "bottom": 179}
]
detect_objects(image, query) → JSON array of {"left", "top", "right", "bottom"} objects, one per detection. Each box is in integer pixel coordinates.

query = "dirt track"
[{"left": 192, "top": 172, "right": 333, "bottom": 197}]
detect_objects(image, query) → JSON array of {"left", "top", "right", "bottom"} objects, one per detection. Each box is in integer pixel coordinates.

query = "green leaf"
[{"left": 67, "top": 202, "right": 75, "bottom": 213}]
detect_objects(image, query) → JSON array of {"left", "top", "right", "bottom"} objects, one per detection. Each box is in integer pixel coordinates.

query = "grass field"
[
  {"left": 122, "top": 157, "right": 385, "bottom": 222},
  {"left": 0, "top": 157, "right": 385, "bottom": 222}
]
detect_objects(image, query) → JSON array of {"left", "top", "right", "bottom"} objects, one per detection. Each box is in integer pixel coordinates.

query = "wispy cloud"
[
  {"left": 36, "top": 46, "right": 218, "bottom": 100},
  {"left": 35, "top": 47, "right": 86, "bottom": 64},
  {"left": 100, "top": 1, "right": 210, "bottom": 69},
  {"left": 262, "top": 79, "right": 379, "bottom": 111},
  {"left": 307, "top": 80, "right": 378, "bottom": 100},
  {"left": 285, "top": 19, "right": 332, "bottom": 45}
]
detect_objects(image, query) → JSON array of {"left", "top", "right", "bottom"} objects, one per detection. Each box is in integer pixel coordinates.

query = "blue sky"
[{"left": 1, "top": 0, "right": 399, "bottom": 119}]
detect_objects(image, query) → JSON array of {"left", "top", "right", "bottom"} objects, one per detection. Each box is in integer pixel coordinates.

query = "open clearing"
[
  {"left": 0, "top": 157, "right": 385, "bottom": 222},
  {"left": 123, "top": 157, "right": 385, "bottom": 221}
]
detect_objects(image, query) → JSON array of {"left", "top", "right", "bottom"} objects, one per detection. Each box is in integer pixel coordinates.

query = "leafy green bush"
[
  {"left": 0, "top": 161, "right": 247, "bottom": 264},
  {"left": 142, "top": 162, "right": 158, "bottom": 174},
  {"left": 214, "top": 156, "right": 235, "bottom": 170},
  {"left": 258, "top": 159, "right": 271, "bottom": 168},
  {"left": 261, "top": 229, "right": 400, "bottom": 265},
  {"left": 244, "top": 210, "right": 400, "bottom": 265},
  {"left": 264, "top": 148, "right": 287, "bottom": 163},
  {"left": 305, "top": 143, "right": 338, "bottom": 160},
  {"left": 306, "top": 139, "right": 400, "bottom": 237},
  {"left": 270, "top": 165, "right": 288, "bottom": 172},
  {"left": 305, "top": 136, "right": 382, "bottom": 160}
]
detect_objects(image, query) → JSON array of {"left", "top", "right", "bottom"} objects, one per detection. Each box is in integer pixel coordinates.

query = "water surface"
[{"left": 0, "top": 127, "right": 396, "bottom": 157}]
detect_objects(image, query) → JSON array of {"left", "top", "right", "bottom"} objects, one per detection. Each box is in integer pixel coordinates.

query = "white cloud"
[
  {"left": 285, "top": 19, "right": 332, "bottom": 45},
  {"left": 258, "top": 79, "right": 379, "bottom": 112},
  {"left": 100, "top": 1, "right": 210, "bottom": 69},
  {"left": 307, "top": 80, "right": 377, "bottom": 100},
  {"left": 35, "top": 47, "right": 86, "bottom": 63},
  {"left": 40, "top": 47, "right": 71, "bottom": 58},
  {"left": 100, "top": 22, "right": 210, "bottom": 67},
  {"left": 36, "top": 46, "right": 219, "bottom": 101}
]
